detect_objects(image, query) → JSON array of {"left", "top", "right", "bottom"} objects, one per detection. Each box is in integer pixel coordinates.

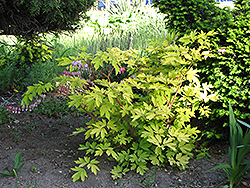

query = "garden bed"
[{"left": 0, "top": 92, "right": 250, "bottom": 188}]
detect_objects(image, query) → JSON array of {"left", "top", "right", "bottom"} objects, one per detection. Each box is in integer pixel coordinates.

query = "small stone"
[{"left": 13, "top": 120, "right": 19, "bottom": 124}]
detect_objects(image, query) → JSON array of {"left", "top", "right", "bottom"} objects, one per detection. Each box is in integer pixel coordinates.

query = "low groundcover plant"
[
  {"left": 0, "top": 152, "right": 25, "bottom": 188},
  {"left": 22, "top": 31, "right": 218, "bottom": 182}
]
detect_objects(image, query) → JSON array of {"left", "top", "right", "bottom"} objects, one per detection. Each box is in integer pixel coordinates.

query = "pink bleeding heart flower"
[
  {"left": 203, "top": 51, "right": 210, "bottom": 60},
  {"left": 30, "top": 104, "right": 36, "bottom": 109},
  {"left": 119, "top": 67, "right": 126, "bottom": 73},
  {"left": 7, "top": 106, "right": 12, "bottom": 111},
  {"left": 173, "top": 76, "right": 181, "bottom": 80},
  {"left": 41, "top": 94, "right": 46, "bottom": 100},
  {"left": 71, "top": 60, "right": 77, "bottom": 67},
  {"left": 14, "top": 107, "right": 18, "bottom": 113},
  {"left": 76, "top": 60, "right": 82, "bottom": 68},
  {"left": 61, "top": 87, "right": 66, "bottom": 93},
  {"left": 81, "top": 64, "right": 89, "bottom": 72},
  {"left": 63, "top": 71, "right": 71, "bottom": 76},
  {"left": 71, "top": 71, "right": 81, "bottom": 77},
  {"left": 72, "top": 60, "right": 82, "bottom": 69},
  {"left": 218, "top": 49, "right": 226, "bottom": 54}
]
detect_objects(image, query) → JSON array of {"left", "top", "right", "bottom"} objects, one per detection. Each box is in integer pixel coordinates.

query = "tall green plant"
[
  {"left": 22, "top": 31, "right": 218, "bottom": 182},
  {"left": 211, "top": 103, "right": 250, "bottom": 188}
]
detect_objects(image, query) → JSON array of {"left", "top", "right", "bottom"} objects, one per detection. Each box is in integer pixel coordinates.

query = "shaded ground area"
[{"left": 0, "top": 92, "right": 250, "bottom": 188}]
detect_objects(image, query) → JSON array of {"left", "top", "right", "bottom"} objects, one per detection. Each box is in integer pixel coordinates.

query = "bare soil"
[{"left": 1, "top": 92, "right": 250, "bottom": 188}]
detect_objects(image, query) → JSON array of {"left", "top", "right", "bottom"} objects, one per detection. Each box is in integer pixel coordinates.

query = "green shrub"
[
  {"left": 152, "top": 0, "right": 232, "bottom": 36},
  {"left": 0, "top": 0, "right": 95, "bottom": 38},
  {"left": 13, "top": 38, "right": 52, "bottom": 68},
  {"left": 22, "top": 31, "right": 217, "bottom": 181},
  {"left": 198, "top": 0, "right": 250, "bottom": 126},
  {"left": 0, "top": 38, "right": 59, "bottom": 93}
]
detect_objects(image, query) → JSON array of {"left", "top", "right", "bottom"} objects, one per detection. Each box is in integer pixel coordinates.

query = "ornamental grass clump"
[{"left": 22, "top": 31, "right": 218, "bottom": 182}]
